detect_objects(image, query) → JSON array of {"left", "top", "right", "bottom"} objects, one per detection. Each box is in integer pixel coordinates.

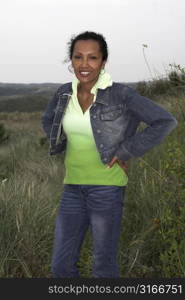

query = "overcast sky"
[{"left": 0, "top": 0, "right": 185, "bottom": 83}]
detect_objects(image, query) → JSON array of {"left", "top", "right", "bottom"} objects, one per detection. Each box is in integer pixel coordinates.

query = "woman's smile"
[
  {"left": 71, "top": 39, "right": 105, "bottom": 88},
  {"left": 79, "top": 71, "right": 91, "bottom": 77}
]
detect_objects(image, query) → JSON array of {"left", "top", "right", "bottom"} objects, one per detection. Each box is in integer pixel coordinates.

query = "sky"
[{"left": 0, "top": 0, "right": 185, "bottom": 83}]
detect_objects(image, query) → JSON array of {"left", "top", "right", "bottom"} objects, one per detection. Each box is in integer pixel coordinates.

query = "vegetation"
[
  {"left": 137, "top": 63, "right": 185, "bottom": 98},
  {"left": 0, "top": 65, "right": 184, "bottom": 277},
  {"left": 0, "top": 123, "right": 9, "bottom": 144},
  {"left": 0, "top": 83, "right": 60, "bottom": 112}
]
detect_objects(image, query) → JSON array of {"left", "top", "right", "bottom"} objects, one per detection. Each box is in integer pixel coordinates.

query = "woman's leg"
[
  {"left": 51, "top": 184, "right": 90, "bottom": 277},
  {"left": 86, "top": 185, "right": 126, "bottom": 278}
]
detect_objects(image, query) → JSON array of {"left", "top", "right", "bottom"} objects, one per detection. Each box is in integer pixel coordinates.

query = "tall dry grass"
[{"left": 0, "top": 93, "right": 184, "bottom": 277}]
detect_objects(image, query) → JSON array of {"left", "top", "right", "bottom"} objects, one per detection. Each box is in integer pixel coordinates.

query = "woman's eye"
[{"left": 73, "top": 55, "right": 97, "bottom": 60}]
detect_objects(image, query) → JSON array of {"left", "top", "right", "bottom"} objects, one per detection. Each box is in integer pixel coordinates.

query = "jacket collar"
[
  {"left": 95, "top": 88, "right": 110, "bottom": 106},
  {"left": 57, "top": 81, "right": 114, "bottom": 106}
]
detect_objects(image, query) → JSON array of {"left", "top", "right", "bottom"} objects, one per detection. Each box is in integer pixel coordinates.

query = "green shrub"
[
  {"left": 136, "top": 64, "right": 185, "bottom": 98},
  {"left": 39, "top": 136, "right": 48, "bottom": 146},
  {"left": 0, "top": 123, "right": 9, "bottom": 144}
]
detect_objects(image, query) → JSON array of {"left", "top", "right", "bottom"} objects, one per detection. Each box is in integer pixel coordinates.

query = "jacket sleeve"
[
  {"left": 114, "top": 87, "right": 178, "bottom": 162},
  {"left": 41, "top": 90, "right": 59, "bottom": 138}
]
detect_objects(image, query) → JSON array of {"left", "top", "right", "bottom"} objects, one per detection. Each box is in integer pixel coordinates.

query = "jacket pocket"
[{"left": 100, "top": 109, "right": 123, "bottom": 121}]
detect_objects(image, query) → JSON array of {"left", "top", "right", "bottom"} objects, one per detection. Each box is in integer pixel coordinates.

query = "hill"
[
  {"left": 0, "top": 82, "right": 137, "bottom": 113},
  {"left": 0, "top": 83, "right": 61, "bottom": 113}
]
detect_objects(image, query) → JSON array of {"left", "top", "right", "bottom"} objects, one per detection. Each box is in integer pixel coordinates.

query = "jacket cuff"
[{"left": 114, "top": 144, "right": 133, "bottom": 162}]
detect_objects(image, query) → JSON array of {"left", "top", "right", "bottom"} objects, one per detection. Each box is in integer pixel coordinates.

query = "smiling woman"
[
  {"left": 42, "top": 30, "right": 178, "bottom": 278},
  {"left": 72, "top": 40, "right": 104, "bottom": 82},
  {"left": 72, "top": 39, "right": 106, "bottom": 112}
]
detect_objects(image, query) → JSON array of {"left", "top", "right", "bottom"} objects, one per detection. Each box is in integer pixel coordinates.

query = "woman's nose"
[{"left": 81, "top": 58, "right": 89, "bottom": 67}]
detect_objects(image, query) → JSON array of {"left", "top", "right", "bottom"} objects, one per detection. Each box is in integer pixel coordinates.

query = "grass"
[{"left": 0, "top": 88, "right": 185, "bottom": 277}]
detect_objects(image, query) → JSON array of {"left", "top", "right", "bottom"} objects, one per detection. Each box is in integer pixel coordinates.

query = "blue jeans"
[{"left": 51, "top": 184, "right": 126, "bottom": 278}]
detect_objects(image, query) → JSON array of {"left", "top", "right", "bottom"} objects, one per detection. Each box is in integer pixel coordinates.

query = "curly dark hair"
[{"left": 65, "top": 31, "right": 108, "bottom": 62}]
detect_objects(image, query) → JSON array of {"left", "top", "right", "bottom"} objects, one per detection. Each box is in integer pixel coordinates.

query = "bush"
[
  {"left": 158, "top": 139, "right": 185, "bottom": 277},
  {"left": 136, "top": 64, "right": 185, "bottom": 98},
  {"left": 0, "top": 123, "right": 9, "bottom": 144}
]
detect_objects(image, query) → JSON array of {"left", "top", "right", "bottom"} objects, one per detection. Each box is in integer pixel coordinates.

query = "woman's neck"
[
  {"left": 78, "top": 77, "right": 99, "bottom": 94},
  {"left": 77, "top": 83, "right": 92, "bottom": 94}
]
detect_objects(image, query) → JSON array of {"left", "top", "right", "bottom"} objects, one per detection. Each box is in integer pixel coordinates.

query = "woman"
[{"left": 42, "top": 31, "right": 177, "bottom": 278}]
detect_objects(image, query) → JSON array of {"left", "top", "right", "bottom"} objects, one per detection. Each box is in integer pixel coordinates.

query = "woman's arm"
[
  {"left": 41, "top": 91, "right": 59, "bottom": 138},
  {"left": 114, "top": 86, "right": 178, "bottom": 162}
]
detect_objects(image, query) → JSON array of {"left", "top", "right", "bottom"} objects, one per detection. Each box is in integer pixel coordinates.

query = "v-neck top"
[{"left": 62, "top": 72, "right": 128, "bottom": 186}]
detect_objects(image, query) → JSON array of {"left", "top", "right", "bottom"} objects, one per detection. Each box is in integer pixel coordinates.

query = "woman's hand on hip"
[{"left": 107, "top": 156, "right": 128, "bottom": 175}]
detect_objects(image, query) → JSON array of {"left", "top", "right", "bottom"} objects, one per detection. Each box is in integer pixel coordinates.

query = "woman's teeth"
[{"left": 80, "top": 72, "right": 90, "bottom": 75}]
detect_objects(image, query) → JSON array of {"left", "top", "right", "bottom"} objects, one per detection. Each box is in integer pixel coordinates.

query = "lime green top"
[{"left": 62, "top": 71, "right": 128, "bottom": 186}]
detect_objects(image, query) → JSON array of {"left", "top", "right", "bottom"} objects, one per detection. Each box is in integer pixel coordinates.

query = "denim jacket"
[{"left": 41, "top": 82, "right": 178, "bottom": 164}]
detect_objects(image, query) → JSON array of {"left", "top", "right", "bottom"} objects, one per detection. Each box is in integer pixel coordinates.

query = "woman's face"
[{"left": 71, "top": 39, "right": 105, "bottom": 86}]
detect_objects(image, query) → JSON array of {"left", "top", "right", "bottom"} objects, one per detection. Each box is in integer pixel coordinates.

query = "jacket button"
[
  {"left": 97, "top": 129, "right": 101, "bottom": 133},
  {"left": 100, "top": 144, "right": 104, "bottom": 148},
  {"left": 93, "top": 115, "right": 97, "bottom": 119}
]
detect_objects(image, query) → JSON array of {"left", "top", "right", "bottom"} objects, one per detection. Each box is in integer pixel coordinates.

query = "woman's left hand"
[{"left": 107, "top": 156, "right": 128, "bottom": 175}]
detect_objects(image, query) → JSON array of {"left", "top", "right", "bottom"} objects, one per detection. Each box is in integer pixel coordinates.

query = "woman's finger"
[
  {"left": 106, "top": 156, "right": 118, "bottom": 168},
  {"left": 117, "top": 160, "right": 128, "bottom": 175}
]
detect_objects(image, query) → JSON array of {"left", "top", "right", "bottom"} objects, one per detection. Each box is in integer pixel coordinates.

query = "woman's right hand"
[{"left": 107, "top": 156, "right": 129, "bottom": 175}]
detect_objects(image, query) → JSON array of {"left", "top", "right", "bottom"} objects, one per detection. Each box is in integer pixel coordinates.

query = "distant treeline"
[
  {"left": 1, "top": 65, "right": 185, "bottom": 113},
  {"left": 0, "top": 83, "right": 61, "bottom": 97},
  {"left": 0, "top": 82, "right": 137, "bottom": 113},
  {"left": 0, "top": 83, "right": 60, "bottom": 113}
]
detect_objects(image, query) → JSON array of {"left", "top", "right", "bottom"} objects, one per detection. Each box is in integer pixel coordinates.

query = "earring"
[
  {"left": 100, "top": 69, "right": 105, "bottom": 75},
  {"left": 68, "top": 64, "right": 74, "bottom": 74}
]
